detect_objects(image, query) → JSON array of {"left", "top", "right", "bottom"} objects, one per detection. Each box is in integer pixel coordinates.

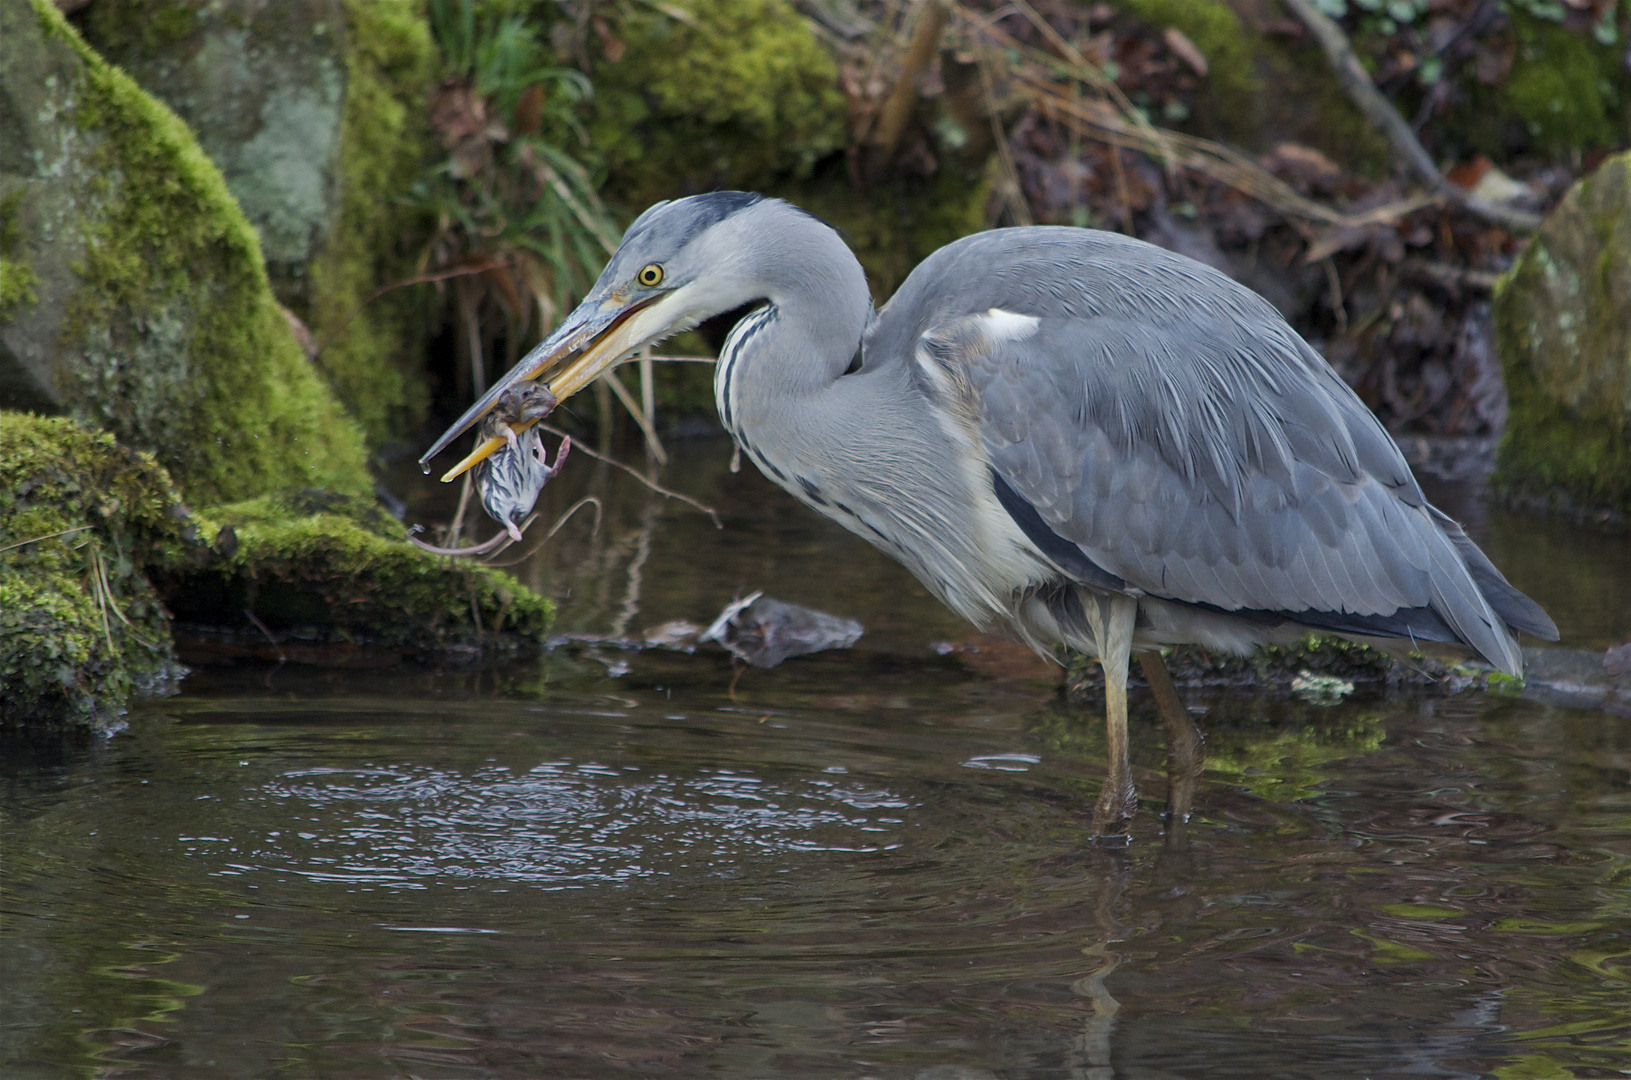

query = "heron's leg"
[
  {"left": 1136, "top": 650, "right": 1204, "bottom": 850},
  {"left": 1088, "top": 595, "right": 1139, "bottom": 838}
]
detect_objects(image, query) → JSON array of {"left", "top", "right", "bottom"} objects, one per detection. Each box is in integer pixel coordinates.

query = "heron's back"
[{"left": 865, "top": 226, "right": 1555, "bottom": 673}]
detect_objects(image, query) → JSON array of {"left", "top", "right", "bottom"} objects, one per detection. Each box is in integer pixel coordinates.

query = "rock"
[
  {"left": 0, "top": 414, "right": 197, "bottom": 733},
  {"left": 698, "top": 592, "right": 863, "bottom": 669},
  {"left": 0, "top": 0, "right": 371, "bottom": 504},
  {"left": 78, "top": 0, "right": 440, "bottom": 445},
  {"left": 81, "top": 0, "right": 348, "bottom": 292},
  {"left": 1518, "top": 646, "right": 1631, "bottom": 718},
  {"left": 1494, "top": 151, "right": 1631, "bottom": 522},
  {"left": 0, "top": 410, "right": 555, "bottom": 732}
]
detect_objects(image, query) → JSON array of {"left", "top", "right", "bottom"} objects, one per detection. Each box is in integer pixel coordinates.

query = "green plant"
[{"left": 415, "top": 0, "right": 617, "bottom": 396}]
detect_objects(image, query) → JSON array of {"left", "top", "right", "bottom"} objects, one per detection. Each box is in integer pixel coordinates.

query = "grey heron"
[{"left": 419, "top": 192, "right": 1557, "bottom": 836}]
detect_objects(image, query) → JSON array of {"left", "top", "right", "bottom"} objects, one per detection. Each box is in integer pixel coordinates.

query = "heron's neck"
[{"left": 713, "top": 231, "right": 874, "bottom": 458}]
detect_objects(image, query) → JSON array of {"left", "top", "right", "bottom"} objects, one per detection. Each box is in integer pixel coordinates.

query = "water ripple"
[{"left": 218, "top": 761, "right": 915, "bottom": 889}]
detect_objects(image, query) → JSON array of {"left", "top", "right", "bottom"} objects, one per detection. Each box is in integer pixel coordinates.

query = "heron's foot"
[
  {"left": 1090, "top": 771, "right": 1136, "bottom": 843},
  {"left": 546, "top": 435, "right": 572, "bottom": 478}
]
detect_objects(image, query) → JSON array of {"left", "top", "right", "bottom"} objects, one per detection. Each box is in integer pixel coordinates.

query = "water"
[{"left": 4, "top": 436, "right": 1628, "bottom": 1079}]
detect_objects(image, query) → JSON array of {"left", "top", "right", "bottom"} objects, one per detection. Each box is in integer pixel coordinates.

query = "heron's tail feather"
[{"left": 1431, "top": 509, "right": 1559, "bottom": 641}]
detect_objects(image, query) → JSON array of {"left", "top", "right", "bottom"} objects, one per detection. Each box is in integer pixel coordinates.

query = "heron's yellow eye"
[{"left": 637, "top": 264, "right": 664, "bottom": 287}]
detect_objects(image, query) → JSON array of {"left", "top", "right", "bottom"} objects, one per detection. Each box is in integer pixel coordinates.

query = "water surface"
[{"left": 3, "top": 437, "right": 1628, "bottom": 1078}]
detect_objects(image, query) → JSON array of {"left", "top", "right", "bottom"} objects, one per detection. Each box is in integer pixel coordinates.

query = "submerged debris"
[
  {"left": 1291, "top": 670, "right": 1357, "bottom": 705},
  {"left": 698, "top": 592, "right": 864, "bottom": 669}
]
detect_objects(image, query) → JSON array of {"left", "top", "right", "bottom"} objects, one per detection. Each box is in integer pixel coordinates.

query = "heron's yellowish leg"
[
  {"left": 1137, "top": 650, "right": 1204, "bottom": 849},
  {"left": 1088, "top": 595, "right": 1138, "bottom": 838}
]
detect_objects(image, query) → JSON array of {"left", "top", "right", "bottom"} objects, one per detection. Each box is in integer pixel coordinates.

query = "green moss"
[
  {"left": 1112, "top": 0, "right": 1262, "bottom": 143},
  {"left": 1502, "top": 16, "right": 1627, "bottom": 156},
  {"left": 33, "top": 0, "right": 372, "bottom": 504},
  {"left": 0, "top": 188, "right": 39, "bottom": 318},
  {"left": 0, "top": 413, "right": 199, "bottom": 732},
  {"left": 304, "top": 0, "right": 439, "bottom": 447},
  {"left": 164, "top": 492, "right": 554, "bottom": 649},
  {"left": 81, "top": 0, "right": 200, "bottom": 56},
  {"left": 589, "top": 0, "right": 847, "bottom": 207}
]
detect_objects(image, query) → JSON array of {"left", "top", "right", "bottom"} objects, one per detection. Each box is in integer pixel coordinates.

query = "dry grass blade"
[
  {"left": 0, "top": 525, "right": 93, "bottom": 554},
  {"left": 603, "top": 366, "right": 668, "bottom": 465},
  {"left": 952, "top": 1, "right": 1174, "bottom": 170},
  {"left": 531, "top": 155, "right": 620, "bottom": 255}
]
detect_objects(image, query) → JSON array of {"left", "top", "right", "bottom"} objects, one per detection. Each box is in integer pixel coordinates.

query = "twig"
[
  {"left": 92, "top": 547, "right": 160, "bottom": 650},
  {"left": 976, "top": 49, "right": 1032, "bottom": 226},
  {"left": 447, "top": 470, "right": 476, "bottom": 547},
  {"left": 1025, "top": 79, "right": 1441, "bottom": 229},
  {"left": 314, "top": 258, "right": 514, "bottom": 358},
  {"left": 90, "top": 547, "right": 117, "bottom": 658},
  {"left": 243, "top": 607, "right": 287, "bottom": 663},
  {"left": 538, "top": 422, "right": 723, "bottom": 528},
  {"left": 869, "top": 0, "right": 949, "bottom": 165},
  {"left": 638, "top": 347, "right": 657, "bottom": 462},
  {"left": 484, "top": 496, "right": 604, "bottom": 568},
  {"left": 1279, "top": 0, "right": 1540, "bottom": 233},
  {"left": 953, "top": 1, "right": 1173, "bottom": 170}
]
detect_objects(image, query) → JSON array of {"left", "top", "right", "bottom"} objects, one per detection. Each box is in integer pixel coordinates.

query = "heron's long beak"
[{"left": 417, "top": 293, "right": 664, "bottom": 481}]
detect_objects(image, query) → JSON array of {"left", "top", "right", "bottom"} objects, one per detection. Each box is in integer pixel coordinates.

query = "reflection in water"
[{"left": 3, "top": 437, "right": 1629, "bottom": 1078}]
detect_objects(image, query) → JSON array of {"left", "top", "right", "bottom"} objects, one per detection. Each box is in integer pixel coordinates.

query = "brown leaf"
[
  {"left": 429, "top": 78, "right": 488, "bottom": 149},
  {"left": 513, "top": 83, "right": 544, "bottom": 136},
  {"left": 1163, "top": 27, "right": 1208, "bottom": 77},
  {"left": 1261, "top": 142, "right": 1344, "bottom": 195}
]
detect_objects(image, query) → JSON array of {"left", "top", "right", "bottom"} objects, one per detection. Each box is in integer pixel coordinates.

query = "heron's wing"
[{"left": 917, "top": 305, "right": 1548, "bottom": 672}]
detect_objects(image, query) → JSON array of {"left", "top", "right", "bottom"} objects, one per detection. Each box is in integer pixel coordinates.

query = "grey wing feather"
[{"left": 889, "top": 227, "right": 1546, "bottom": 672}]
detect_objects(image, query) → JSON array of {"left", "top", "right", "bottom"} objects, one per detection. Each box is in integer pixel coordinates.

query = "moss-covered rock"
[
  {"left": 1494, "top": 151, "right": 1631, "bottom": 519},
  {"left": 0, "top": 413, "right": 198, "bottom": 733},
  {"left": 80, "top": 0, "right": 440, "bottom": 448},
  {"left": 1, "top": 411, "right": 554, "bottom": 730},
  {"left": 80, "top": 0, "right": 349, "bottom": 289},
  {"left": 157, "top": 491, "right": 554, "bottom": 652},
  {"left": 589, "top": 0, "right": 847, "bottom": 208},
  {"left": 303, "top": 1, "right": 438, "bottom": 446},
  {"left": 0, "top": 0, "right": 371, "bottom": 504}
]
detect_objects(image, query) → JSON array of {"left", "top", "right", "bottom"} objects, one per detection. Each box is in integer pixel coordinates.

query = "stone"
[
  {"left": 79, "top": 0, "right": 441, "bottom": 445},
  {"left": 80, "top": 0, "right": 348, "bottom": 301},
  {"left": 1494, "top": 151, "right": 1631, "bottom": 520},
  {"left": 0, "top": 0, "right": 370, "bottom": 504}
]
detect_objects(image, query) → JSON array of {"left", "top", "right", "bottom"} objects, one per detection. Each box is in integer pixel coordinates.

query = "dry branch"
[{"left": 1279, "top": 0, "right": 1540, "bottom": 233}]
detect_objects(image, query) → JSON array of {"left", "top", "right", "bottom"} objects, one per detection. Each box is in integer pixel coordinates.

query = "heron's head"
[{"left": 419, "top": 192, "right": 853, "bottom": 480}]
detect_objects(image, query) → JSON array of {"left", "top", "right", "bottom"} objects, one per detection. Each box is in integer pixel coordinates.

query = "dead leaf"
[{"left": 1163, "top": 27, "right": 1208, "bottom": 77}]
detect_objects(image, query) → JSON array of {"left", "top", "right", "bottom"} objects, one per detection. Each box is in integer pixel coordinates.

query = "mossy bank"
[{"left": 2, "top": 414, "right": 553, "bottom": 734}]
